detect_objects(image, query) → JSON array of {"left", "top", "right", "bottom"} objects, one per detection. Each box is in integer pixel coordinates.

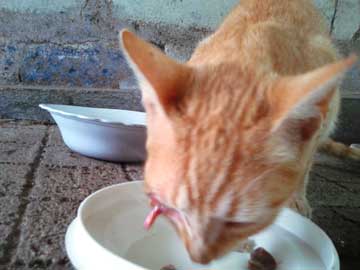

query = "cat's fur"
[{"left": 120, "top": 0, "right": 358, "bottom": 264}]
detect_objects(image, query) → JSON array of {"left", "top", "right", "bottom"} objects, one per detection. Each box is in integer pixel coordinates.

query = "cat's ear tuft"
[
  {"left": 119, "top": 29, "right": 192, "bottom": 115},
  {"left": 270, "top": 55, "right": 357, "bottom": 141}
]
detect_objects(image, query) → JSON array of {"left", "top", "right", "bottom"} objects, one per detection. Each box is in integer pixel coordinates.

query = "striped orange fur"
[
  {"left": 320, "top": 138, "right": 360, "bottom": 160},
  {"left": 120, "top": 0, "right": 357, "bottom": 264}
]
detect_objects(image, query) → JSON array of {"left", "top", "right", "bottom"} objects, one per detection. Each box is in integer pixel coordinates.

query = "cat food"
[
  {"left": 160, "top": 245, "right": 275, "bottom": 270},
  {"left": 160, "top": 264, "right": 177, "bottom": 270},
  {"left": 248, "top": 247, "right": 277, "bottom": 270}
]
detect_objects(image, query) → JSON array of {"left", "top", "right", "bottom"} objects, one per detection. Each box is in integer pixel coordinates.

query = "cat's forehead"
[
  {"left": 182, "top": 67, "right": 270, "bottom": 123},
  {"left": 195, "top": 64, "right": 264, "bottom": 90},
  {"left": 180, "top": 91, "right": 271, "bottom": 144}
]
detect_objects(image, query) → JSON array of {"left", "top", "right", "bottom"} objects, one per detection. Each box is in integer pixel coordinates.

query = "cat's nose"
[
  {"left": 183, "top": 230, "right": 215, "bottom": 264},
  {"left": 190, "top": 253, "right": 212, "bottom": 264},
  {"left": 188, "top": 248, "right": 213, "bottom": 264}
]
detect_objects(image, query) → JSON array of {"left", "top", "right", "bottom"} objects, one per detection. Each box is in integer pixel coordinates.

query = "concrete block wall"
[
  {"left": 0, "top": 0, "right": 359, "bottom": 141},
  {"left": 1, "top": 0, "right": 359, "bottom": 87}
]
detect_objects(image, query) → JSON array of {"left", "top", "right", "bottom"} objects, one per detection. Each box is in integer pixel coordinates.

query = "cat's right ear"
[
  {"left": 267, "top": 55, "right": 357, "bottom": 161},
  {"left": 120, "top": 29, "right": 192, "bottom": 116}
]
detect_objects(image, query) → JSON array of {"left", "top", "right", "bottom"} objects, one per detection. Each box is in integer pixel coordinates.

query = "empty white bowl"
[
  {"left": 39, "top": 104, "right": 147, "bottom": 162},
  {"left": 65, "top": 181, "right": 340, "bottom": 270}
]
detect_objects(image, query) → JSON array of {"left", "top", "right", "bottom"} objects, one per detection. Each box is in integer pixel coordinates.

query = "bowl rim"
[
  {"left": 50, "top": 111, "right": 147, "bottom": 130},
  {"left": 39, "top": 104, "right": 146, "bottom": 127},
  {"left": 73, "top": 181, "right": 340, "bottom": 270},
  {"left": 66, "top": 218, "right": 146, "bottom": 270},
  {"left": 275, "top": 208, "right": 340, "bottom": 270},
  {"left": 77, "top": 181, "right": 148, "bottom": 269}
]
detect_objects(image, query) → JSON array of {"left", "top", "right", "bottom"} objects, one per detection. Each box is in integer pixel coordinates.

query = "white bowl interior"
[
  {"left": 79, "top": 182, "right": 208, "bottom": 269},
  {"left": 40, "top": 104, "right": 146, "bottom": 126},
  {"left": 77, "top": 182, "right": 338, "bottom": 270}
]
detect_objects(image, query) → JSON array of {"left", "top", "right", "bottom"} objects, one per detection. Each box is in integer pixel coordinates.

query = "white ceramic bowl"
[
  {"left": 39, "top": 104, "right": 147, "bottom": 162},
  {"left": 65, "top": 181, "right": 340, "bottom": 270}
]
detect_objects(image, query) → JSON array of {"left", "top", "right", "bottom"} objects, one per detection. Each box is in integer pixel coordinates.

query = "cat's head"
[{"left": 120, "top": 30, "right": 356, "bottom": 264}]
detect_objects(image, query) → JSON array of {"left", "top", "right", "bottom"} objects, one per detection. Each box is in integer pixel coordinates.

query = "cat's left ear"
[
  {"left": 270, "top": 55, "right": 357, "bottom": 141},
  {"left": 120, "top": 29, "right": 192, "bottom": 115}
]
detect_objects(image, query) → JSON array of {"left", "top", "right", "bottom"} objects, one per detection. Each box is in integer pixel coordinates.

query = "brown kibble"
[{"left": 248, "top": 247, "right": 277, "bottom": 270}]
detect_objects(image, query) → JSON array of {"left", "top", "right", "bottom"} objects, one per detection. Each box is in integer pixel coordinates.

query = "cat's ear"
[
  {"left": 270, "top": 55, "right": 357, "bottom": 141},
  {"left": 120, "top": 29, "right": 192, "bottom": 115}
]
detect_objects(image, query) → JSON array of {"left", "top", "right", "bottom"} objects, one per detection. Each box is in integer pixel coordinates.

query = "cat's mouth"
[
  {"left": 144, "top": 195, "right": 183, "bottom": 230},
  {"left": 144, "top": 196, "right": 164, "bottom": 229}
]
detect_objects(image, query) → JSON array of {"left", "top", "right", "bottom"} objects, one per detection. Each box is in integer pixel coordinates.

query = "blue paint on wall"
[
  {"left": 18, "top": 44, "right": 133, "bottom": 88},
  {"left": 0, "top": 45, "right": 18, "bottom": 77}
]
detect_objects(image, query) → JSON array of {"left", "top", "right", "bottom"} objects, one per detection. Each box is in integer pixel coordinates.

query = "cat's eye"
[{"left": 224, "top": 221, "right": 255, "bottom": 229}]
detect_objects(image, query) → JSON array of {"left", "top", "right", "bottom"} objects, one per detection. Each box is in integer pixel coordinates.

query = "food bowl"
[
  {"left": 65, "top": 181, "right": 340, "bottom": 270},
  {"left": 39, "top": 104, "right": 146, "bottom": 162}
]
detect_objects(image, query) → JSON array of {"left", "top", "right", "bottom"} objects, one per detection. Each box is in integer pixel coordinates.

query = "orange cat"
[{"left": 120, "top": 0, "right": 357, "bottom": 264}]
